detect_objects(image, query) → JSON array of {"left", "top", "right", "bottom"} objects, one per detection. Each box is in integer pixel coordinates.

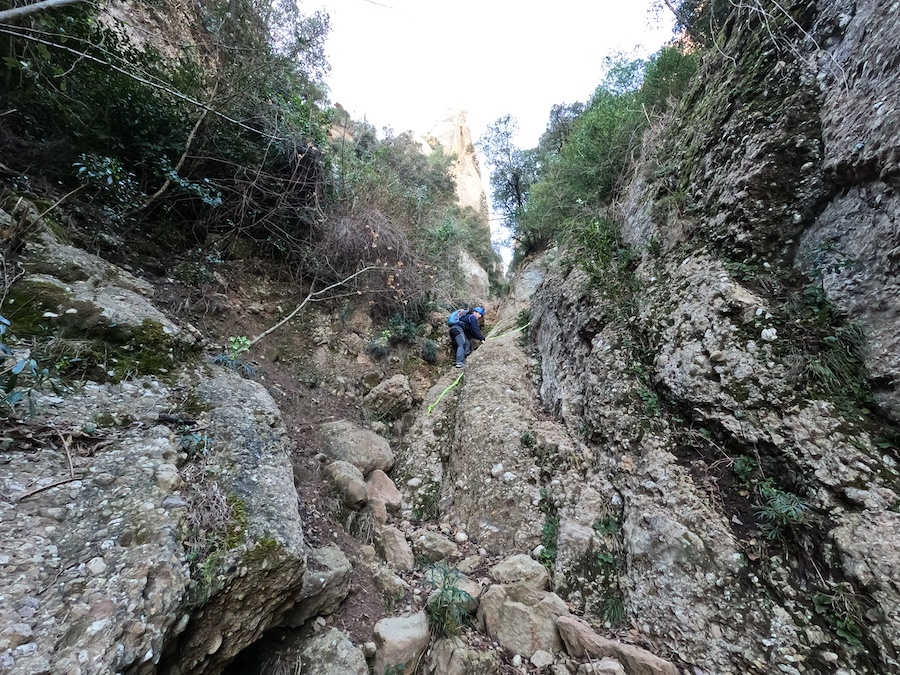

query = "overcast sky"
[{"left": 311, "top": 0, "right": 676, "bottom": 148}]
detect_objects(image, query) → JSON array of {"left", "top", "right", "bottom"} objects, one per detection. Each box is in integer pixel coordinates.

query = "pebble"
[
  {"left": 87, "top": 557, "right": 107, "bottom": 575},
  {"left": 454, "top": 532, "right": 468, "bottom": 544}
]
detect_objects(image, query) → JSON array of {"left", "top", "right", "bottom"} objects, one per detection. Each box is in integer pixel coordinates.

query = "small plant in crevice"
[
  {"left": 426, "top": 564, "right": 474, "bottom": 639},
  {"left": 755, "top": 480, "right": 810, "bottom": 540},
  {"left": 637, "top": 386, "right": 661, "bottom": 416},
  {"left": 538, "top": 488, "right": 560, "bottom": 569},
  {"left": 592, "top": 516, "right": 620, "bottom": 536},
  {"left": 421, "top": 338, "right": 438, "bottom": 364},
  {"left": 602, "top": 594, "right": 627, "bottom": 627},
  {"left": 211, "top": 335, "right": 255, "bottom": 376},
  {"left": 811, "top": 587, "right": 868, "bottom": 647},
  {"left": 732, "top": 455, "right": 758, "bottom": 483}
]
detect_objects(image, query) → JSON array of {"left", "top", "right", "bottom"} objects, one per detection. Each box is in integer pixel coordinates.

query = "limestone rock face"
[
  {"left": 458, "top": 249, "right": 490, "bottom": 301},
  {"left": 319, "top": 420, "right": 395, "bottom": 475},
  {"left": 522, "top": 0, "right": 900, "bottom": 671},
  {"left": 0, "top": 369, "right": 306, "bottom": 675},
  {"left": 442, "top": 314, "right": 544, "bottom": 551},
  {"left": 427, "top": 110, "right": 488, "bottom": 218}
]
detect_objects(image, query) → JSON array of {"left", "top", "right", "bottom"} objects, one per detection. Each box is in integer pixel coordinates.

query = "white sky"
[{"left": 310, "top": 0, "right": 675, "bottom": 148}]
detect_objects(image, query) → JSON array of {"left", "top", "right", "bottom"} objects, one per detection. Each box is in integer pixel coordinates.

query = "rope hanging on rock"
[{"left": 426, "top": 371, "right": 464, "bottom": 416}]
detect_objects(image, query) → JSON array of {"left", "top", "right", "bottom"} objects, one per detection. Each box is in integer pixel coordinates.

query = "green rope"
[
  {"left": 427, "top": 371, "right": 464, "bottom": 416},
  {"left": 487, "top": 322, "right": 531, "bottom": 341}
]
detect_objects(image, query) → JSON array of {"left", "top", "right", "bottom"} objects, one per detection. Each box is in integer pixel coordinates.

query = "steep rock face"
[
  {"left": 524, "top": 0, "right": 900, "bottom": 672},
  {"left": 0, "top": 221, "right": 309, "bottom": 675},
  {"left": 427, "top": 110, "right": 489, "bottom": 219}
]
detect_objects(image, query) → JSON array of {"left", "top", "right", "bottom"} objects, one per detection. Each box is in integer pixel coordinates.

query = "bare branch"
[
  {"left": 0, "top": 26, "right": 291, "bottom": 141},
  {"left": 0, "top": 0, "right": 88, "bottom": 24},
  {"left": 247, "top": 266, "right": 382, "bottom": 348}
]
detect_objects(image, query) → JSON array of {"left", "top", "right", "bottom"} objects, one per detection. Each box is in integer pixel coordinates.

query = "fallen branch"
[
  {"left": 18, "top": 475, "right": 82, "bottom": 501},
  {"left": 247, "top": 266, "right": 380, "bottom": 348}
]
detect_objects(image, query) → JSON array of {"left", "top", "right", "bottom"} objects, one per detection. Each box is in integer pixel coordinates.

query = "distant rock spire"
[{"left": 426, "top": 110, "right": 488, "bottom": 221}]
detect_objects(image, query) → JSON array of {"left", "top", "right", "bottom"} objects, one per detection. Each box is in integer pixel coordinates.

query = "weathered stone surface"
[
  {"left": 0, "top": 369, "right": 305, "bottom": 675},
  {"left": 363, "top": 374, "right": 414, "bottom": 420},
  {"left": 323, "top": 461, "right": 368, "bottom": 508},
  {"left": 281, "top": 545, "right": 352, "bottom": 629},
  {"left": 162, "top": 371, "right": 307, "bottom": 675},
  {"left": 378, "top": 526, "right": 414, "bottom": 571},
  {"left": 319, "top": 420, "right": 394, "bottom": 475},
  {"left": 429, "top": 636, "right": 501, "bottom": 675},
  {"left": 558, "top": 616, "right": 676, "bottom": 675},
  {"left": 832, "top": 510, "right": 900, "bottom": 650},
  {"left": 367, "top": 469, "right": 402, "bottom": 511},
  {"left": 531, "top": 649, "right": 555, "bottom": 668},
  {"left": 489, "top": 554, "right": 550, "bottom": 591},
  {"left": 442, "top": 308, "right": 544, "bottom": 550},
  {"left": 477, "top": 582, "right": 568, "bottom": 657},
  {"left": 296, "top": 627, "right": 368, "bottom": 675},
  {"left": 410, "top": 529, "right": 458, "bottom": 563},
  {"left": 577, "top": 658, "right": 626, "bottom": 675},
  {"left": 372, "top": 611, "right": 430, "bottom": 675}
]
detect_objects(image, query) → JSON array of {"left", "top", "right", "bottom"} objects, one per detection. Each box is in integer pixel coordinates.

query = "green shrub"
[
  {"left": 426, "top": 565, "right": 473, "bottom": 638},
  {"left": 756, "top": 480, "right": 810, "bottom": 539}
]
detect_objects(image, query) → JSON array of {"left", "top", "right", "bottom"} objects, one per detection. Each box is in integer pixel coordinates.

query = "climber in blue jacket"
[{"left": 451, "top": 306, "right": 485, "bottom": 368}]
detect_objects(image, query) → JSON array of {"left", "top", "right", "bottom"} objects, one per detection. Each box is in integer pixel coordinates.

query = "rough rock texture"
[
  {"left": 295, "top": 628, "right": 368, "bottom": 675},
  {"left": 478, "top": 582, "right": 569, "bottom": 658},
  {"left": 281, "top": 545, "right": 353, "bottom": 629},
  {"left": 441, "top": 308, "right": 545, "bottom": 551},
  {"left": 428, "top": 637, "right": 501, "bottom": 675},
  {"left": 558, "top": 616, "right": 677, "bottom": 675},
  {"left": 319, "top": 420, "right": 394, "bottom": 475},
  {"left": 0, "top": 369, "right": 306, "bottom": 675},
  {"left": 372, "top": 611, "right": 431, "bottom": 675},
  {"left": 161, "top": 372, "right": 307, "bottom": 675},
  {"left": 363, "top": 374, "right": 414, "bottom": 420},
  {"left": 520, "top": 0, "right": 900, "bottom": 672}
]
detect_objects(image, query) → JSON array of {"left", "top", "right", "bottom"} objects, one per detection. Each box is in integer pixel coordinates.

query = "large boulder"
[
  {"left": 323, "top": 461, "right": 368, "bottom": 508},
  {"left": 296, "top": 628, "right": 368, "bottom": 675},
  {"left": 372, "top": 612, "right": 431, "bottom": 675},
  {"left": 319, "top": 420, "right": 394, "bottom": 475},
  {"left": 477, "top": 582, "right": 569, "bottom": 658},
  {"left": 378, "top": 526, "right": 414, "bottom": 571},
  {"left": 0, "top": 369, "right": 306, "bottom": 675},
  {"left": 429, "top": 637, "right": 501, "bottom": 675},
  {"left": 363, "top": 374, "right": 414, "bottom": 420}
]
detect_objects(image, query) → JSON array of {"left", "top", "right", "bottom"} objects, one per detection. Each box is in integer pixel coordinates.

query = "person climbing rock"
[{"left": 449, "top": 306, "right": 485, "bottom": 368}]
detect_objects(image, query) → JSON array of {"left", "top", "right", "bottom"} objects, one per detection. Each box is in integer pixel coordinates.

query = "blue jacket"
[{"left": 461, "top": 312, "right": 485, "bottom": 341}]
